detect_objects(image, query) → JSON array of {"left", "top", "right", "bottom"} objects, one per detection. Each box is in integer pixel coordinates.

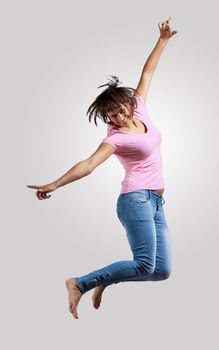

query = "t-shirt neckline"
[{"left": 117, "top": 116, "right": 148, "bottom": 135}]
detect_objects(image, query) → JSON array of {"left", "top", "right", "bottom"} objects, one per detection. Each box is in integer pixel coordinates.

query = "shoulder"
[{"left": 134, "top": 94, "right": 146, "bottom": 106}]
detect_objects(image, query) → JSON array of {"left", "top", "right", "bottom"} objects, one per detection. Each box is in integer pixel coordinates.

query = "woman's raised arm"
[{"left": 135, "top": 16, "right": 178, "bottom": 103}]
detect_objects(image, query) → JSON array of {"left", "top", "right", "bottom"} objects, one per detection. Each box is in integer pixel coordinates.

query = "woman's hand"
[
  {"left": 26, "top": 182, "right": 57, "bottom": 200},
  {"left": 158, "top": 16, "right": 178, "bottom": 40}
]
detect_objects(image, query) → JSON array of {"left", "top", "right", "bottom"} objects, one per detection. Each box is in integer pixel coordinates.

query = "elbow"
[
  {"left": 87, "top": 165, "right": 95, "bottom": 174},
  {"left": 82, "top": 160, "right": 94, "bottom": 175}
]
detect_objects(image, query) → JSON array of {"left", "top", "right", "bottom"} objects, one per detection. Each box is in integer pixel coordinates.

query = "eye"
[{"left": 110, "top": 106, "right": 125, "bottom": 118}]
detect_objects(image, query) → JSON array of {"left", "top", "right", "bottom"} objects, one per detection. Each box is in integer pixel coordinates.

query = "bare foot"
[
  {"left": 92, "top": 285, "right": 106, "bottom": 309},
  {"left": 65, "top": 277, "right": 83, "bottom": 319}
]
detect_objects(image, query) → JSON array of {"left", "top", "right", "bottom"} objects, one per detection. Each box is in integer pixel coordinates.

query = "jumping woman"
[{"left": 27, "top": 17, "right": 178, "bottom": 319}]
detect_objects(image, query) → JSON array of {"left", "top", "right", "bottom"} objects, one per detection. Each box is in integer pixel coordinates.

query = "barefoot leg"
[
  {"left": 92, "top": 285, "right": 107, "bottom": 309},
  {"left": 65, "top": 278, "right": 83, "bottom": 319}
]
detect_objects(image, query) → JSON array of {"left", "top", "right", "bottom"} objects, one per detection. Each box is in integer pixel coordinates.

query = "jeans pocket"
[
  {"left": 136, "top": 196, "right": 148, "bottom": 203},
  {"left": 129, "top": 193, "right": 149, "bottom": 204}
]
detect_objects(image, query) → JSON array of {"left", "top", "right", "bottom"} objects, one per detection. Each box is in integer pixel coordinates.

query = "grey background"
[{"left": 1, "top": 0, "right": 218, "bottom": 349}]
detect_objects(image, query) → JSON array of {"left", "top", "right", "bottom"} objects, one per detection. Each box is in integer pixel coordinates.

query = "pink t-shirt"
[{"left": 101, "top": 95, "right": 165, "bottom": 194}]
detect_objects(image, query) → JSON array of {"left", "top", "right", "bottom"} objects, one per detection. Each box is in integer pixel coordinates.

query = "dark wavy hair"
[{"left": 86, "top": 75, "right": 138, "bottom": 126}]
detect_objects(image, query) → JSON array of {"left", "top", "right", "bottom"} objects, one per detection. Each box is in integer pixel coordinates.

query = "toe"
[
  {"left": 69, "top": 304, "right": 73, "bottom": 313},
  {"left": 71, "top": 304, "right": 78, "bottom": 319}
]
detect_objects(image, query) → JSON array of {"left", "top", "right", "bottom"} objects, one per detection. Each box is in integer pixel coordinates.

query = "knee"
[
  {"left": 136, "top": 260, "right": 172, "bottom": 280},
  {"left": 137, "top": 260, "right": 156, "bottom": 276},
  {"left": 159, "top": 269, "right": 172, "bottom": 280}
]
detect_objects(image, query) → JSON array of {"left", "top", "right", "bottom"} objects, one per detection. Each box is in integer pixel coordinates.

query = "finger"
[
  {"left": 36, "top": 193, "right": 43, "bottom": 200},
  {"left": 159, "top": 20, "right": 166, "bottom": 27},
  {"left": 36, "top": 191, "right": 44, "bottom": 200},
  {"left": 41, "top": 191, "right": 50, "bottom": 199},
  {"left": 162, "top": 20, "right": 168, "bottom": 29},
  {"left": 38, "top": 189, "right": 49, "bottom": 197},
  {"left": 27, "top": 185, "right": 41, "bottom": 189},
  {"left": 164, "top": 20, "right": 169, "bottom": 27},
  {"left": 36, "top": 192, "right": 42, "bottom": 200}
]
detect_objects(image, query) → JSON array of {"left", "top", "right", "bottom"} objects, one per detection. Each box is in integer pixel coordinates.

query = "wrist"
[
  {"left": 53, "top": 181, "right": 60, "bottom": 190},
  {"left": 159, "top": 37, "right": 169, "bottom": 43}
]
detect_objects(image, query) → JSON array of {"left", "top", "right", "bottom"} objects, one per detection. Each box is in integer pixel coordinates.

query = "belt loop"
[{"left": 156, "top": 196, "right": 165, "bottom": 209}]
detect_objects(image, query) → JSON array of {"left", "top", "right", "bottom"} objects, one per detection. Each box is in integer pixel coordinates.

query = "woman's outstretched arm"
[
  {"left": 135, "top": 16, "right": 178, "bottom": 102},
  {"left": 26, "top": 143, "right": 115, "bottom": 200},
  {"left": 26, "top": 160, "right": 92, "bottom": 200}
]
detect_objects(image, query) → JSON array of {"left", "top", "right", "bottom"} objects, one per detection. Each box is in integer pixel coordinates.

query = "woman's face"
[{"left": 107, "top": 103, "right": 132, "bottom": 127}]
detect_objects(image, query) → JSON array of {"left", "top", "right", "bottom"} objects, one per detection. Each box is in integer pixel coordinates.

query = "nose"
[{"left": 119, "top": 111, "right": 126, "bottom": 120}]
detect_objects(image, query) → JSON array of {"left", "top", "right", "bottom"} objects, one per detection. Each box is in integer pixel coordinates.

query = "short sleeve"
[
  {"left": 101, "top": 133, "right": 124, "bottom": 153},
  {"left": 135, "top": 94, "right": 145, "bottom": 105},
  {"left": 134, "top": 94, "right": 147, "bottom": 113},
  {"left": 134, "top": 94, "right": 152, "bottom": 123}
]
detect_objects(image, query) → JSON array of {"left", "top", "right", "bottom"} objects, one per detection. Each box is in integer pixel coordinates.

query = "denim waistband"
[{"left": 120, "top": 189, "right": 165, "bottom": 206}]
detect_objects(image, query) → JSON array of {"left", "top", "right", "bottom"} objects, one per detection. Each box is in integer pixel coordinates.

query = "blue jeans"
[{"left": 75, "top": 189, "right": 172, "bottom": 294}]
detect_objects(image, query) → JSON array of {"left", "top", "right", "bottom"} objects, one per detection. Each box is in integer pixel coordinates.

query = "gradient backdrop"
[{"left": 1, "top": 0, "right": 218, "bottom": 349}]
